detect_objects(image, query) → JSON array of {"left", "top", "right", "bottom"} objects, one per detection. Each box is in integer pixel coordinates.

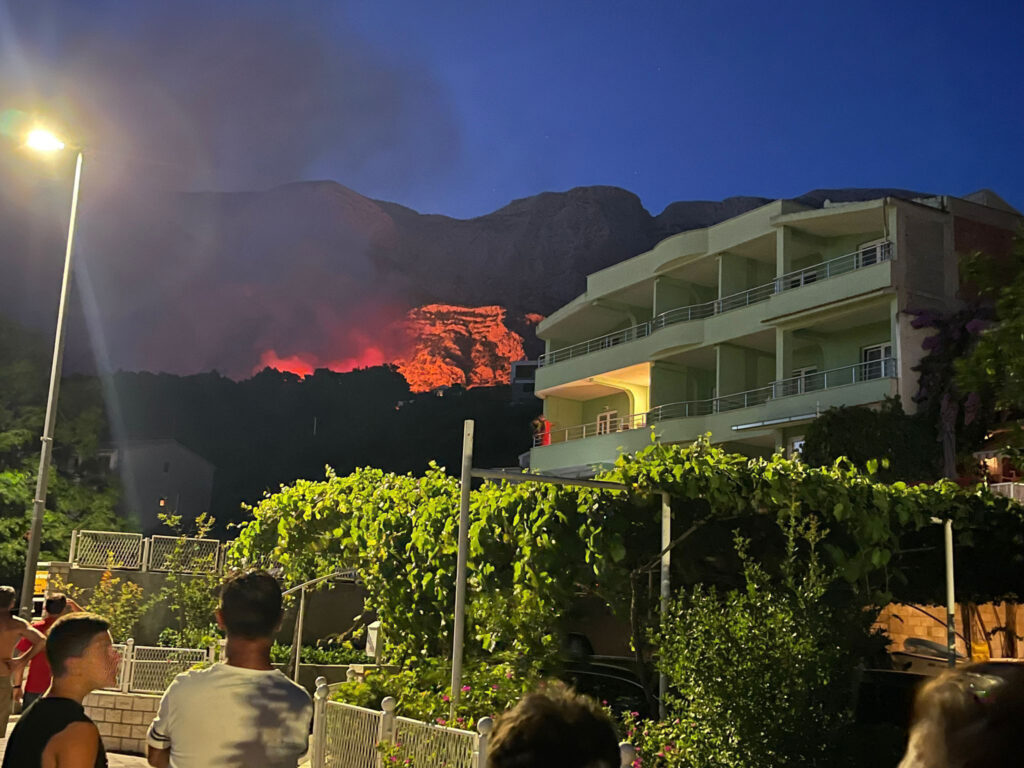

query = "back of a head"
[
  {"left": 219, "top": 570, "right": 282, "bottom": 639},
  {"left": 901, "top": 661, "right": 1024, "bottom": 768},
  {"left": 0, "top": 585, "right": 15, "bottom": 612},
  {"left": 488, "top": 684, "right": 620, "bottom": 768},
  {"left": 47, "top": 613, "right": 110, "bottom": 677},
  {"left": 45, "top": 593, "right": 68, "bottom": 616}
]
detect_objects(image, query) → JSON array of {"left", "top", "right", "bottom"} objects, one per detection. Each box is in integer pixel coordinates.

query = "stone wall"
[{"left": 82, "top": 690, "right": 160, "bottom": 755}]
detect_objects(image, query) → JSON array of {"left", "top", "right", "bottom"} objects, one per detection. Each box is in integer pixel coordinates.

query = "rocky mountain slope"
[{"left": 0, "top": 179, "right": 925, "bottom": 381}]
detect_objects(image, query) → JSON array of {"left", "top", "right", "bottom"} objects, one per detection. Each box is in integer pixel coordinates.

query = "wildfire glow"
[{"left": 254, "top": 303, "right": 528, "bottom": 391}]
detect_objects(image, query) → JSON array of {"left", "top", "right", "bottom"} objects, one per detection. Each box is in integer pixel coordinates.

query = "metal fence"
[
  {"left": 70, "top": 531, "right": 145, "bottom": 570},
  {"left": 148, "top": 535, "right": 222, "bottom": 573},
  {"left": 310, "top": 680, "right": 635, "bottom": 768},
  {"left": 69, "top": 530, "right": 228, "bottom": 574},
  {"left": 103, "top": 638, "right": 215, "bottom": 695}
]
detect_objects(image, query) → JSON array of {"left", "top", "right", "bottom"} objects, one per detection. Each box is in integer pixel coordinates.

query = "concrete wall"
[
  {"left": 59, "top": 565, "right": 366, "bottom": 647},
  {"left": 581, "top": 392, "right": 632, "bottom": 423}
]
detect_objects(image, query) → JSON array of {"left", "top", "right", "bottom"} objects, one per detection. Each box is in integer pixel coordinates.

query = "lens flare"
[{"left": 25, "top": 128, "right": 65, "bottom": 152}]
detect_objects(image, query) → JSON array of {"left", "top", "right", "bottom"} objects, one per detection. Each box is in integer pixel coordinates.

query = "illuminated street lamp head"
[{"left": 26, "top": 128, "right": 66, "bottom": 152}]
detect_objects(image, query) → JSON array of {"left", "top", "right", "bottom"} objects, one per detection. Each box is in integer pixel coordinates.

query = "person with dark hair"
[
  {"left": 146, "top": 570, "right": 312, "bottom": 768},
  {"left": 1, "top": 612, "right": 119, "bottom": 768},
  {"left": 0, "top": 585, "right": 46, "bottom": 735},
  {"left": 898, "top": 661, "right": 1024, "bottom": 768},
  {"left": 16, "top": 592, "right": 81, "bottom": 710},
  {"left": 488, "top": 683, "right": 621, "bottom": 768}
]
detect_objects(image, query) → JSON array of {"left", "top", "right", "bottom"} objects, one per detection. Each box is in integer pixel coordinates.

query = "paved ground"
[{"left": 2, "top": 718, "right": 149, "bottom": 767}]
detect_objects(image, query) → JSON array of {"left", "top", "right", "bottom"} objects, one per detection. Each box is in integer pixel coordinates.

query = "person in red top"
[{"left": 16, "top": 593, "right": 79, "bottom": 710}]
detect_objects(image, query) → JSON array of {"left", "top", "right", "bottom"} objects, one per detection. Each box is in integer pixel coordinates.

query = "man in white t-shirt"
[{"left": 146, "top": 571, "right": 312, "bottom": 768}]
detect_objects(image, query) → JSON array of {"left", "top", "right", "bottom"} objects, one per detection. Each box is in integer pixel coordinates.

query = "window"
[
  {"left": 790, "top": 437, "right": 805, "bottom": 457},
  {"left": 860, "top": 343, "right": 893, "bottom": 380},
  {"left": 163, "top": 461, "right": 171, "bottom": 473},
  {"left": 858, "top": 239, "right": 885, "bottom": 268},
  {"left": 790, "top": 367, "right": 819, "bottom": 394},
  {"left": 596, "top": 411, "right": 618, "bottom": 435}
]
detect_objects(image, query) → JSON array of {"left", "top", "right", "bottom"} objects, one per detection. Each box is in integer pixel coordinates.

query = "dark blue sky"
[
  {"left": 340, "top": 0, "right": 1024, "bottom": 217},
  {"left": 2, "top": 0, "right": 1022, "bottom": 219}
]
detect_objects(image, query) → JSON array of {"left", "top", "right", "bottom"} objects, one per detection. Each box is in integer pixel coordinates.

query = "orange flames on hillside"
[{"left": 256, "top": 304, "right": 534, "bottom": 391}]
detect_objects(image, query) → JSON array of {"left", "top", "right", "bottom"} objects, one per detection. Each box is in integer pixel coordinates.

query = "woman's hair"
[{"left": 901, "top": 662, "right": 1024, "bottom": 768}]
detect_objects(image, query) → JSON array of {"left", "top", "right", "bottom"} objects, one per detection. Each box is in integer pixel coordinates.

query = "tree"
[
  {"left": 629, "top": 519, "right": 885, "bottom": 768},
  {"left": 0, "top": 317, "right": 124, "bottom": 585},
  {"left": 956, "top": 234, "right": 1024, "bottom": 438},
  {"left": 801, "top": 397, "right": 939, "bottom": 482}
]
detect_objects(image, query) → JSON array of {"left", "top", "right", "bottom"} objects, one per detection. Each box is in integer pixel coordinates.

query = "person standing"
[
  {"left": 16, "top": 593, "right": 81, "bottom": 710},
  {"left": 1, "top": 612, "right": 119, "bottom": 768},
  {"left": 0, "top": 586, "right": 45, "bottom": 735},
  {"left": 146, "top": 571, "right": 312, "bottom": 768}
]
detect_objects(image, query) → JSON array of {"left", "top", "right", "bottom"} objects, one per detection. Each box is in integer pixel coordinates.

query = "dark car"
[{"left": 558, "top": 656, "right": 656, "bottom": 718}]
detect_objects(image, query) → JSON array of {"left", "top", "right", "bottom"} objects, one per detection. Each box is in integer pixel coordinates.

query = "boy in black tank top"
[{"left": 2, "top": 614, "right": 120, "bottom": 768}]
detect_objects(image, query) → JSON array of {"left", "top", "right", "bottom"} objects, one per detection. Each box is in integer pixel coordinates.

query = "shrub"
[
  {"left": 331, "top": 656, "right": 547, "bottom": 729},
  {"left": 632, "top": 517, "right": 883, "bottom": 768}
]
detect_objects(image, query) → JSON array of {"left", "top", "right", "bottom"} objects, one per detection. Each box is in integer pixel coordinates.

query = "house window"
[
  {"left": 790, "top": 367, "right": 819, "bottom": 394},
  {"left": 858, "top": 239, "right": 885, "bottom": 268},
  {"left": 790, "top": 437, "right": 805, "bottom": 457},
  {"left": 860, "top": 343, "right": 893, "bottom": 380},
  {"left": 596, "top": 411, "right": 618, "bottom": 435},
  {"left": 163, "top": 461, "right": 171, "bottom": 473}
]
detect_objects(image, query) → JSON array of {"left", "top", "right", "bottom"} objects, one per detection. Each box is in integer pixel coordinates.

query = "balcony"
[
  {"left": 990, "top": 483, "right": 1024, "bottom": 503},
  {"left": 539, "top": 242, "right": 893, "bottom": 367},
  {"left": 534, "top": 358, "right": 897, "bottom": 446}
]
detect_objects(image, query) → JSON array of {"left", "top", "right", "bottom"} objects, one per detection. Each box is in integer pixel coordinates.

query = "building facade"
[
  {"left": 530, "top": 192, "right": 1021, "bottom": 476},
  {"left": 100, "top": 439, "right": 216, "bottom": 534}
]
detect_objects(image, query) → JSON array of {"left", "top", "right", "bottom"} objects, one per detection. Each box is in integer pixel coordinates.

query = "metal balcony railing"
[
  {"left": 533, "top": 358, "right": 897, "bottom": 447},
  {"left": 539, "top": 241, "right": 892, "bottom": 366}
]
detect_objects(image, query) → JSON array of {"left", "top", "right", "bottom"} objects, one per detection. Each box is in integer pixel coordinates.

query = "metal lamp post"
[{"left": 17, "top": 129, "right": 84, "bottom": 619}]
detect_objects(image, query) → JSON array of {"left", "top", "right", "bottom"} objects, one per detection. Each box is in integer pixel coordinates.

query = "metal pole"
[
  {"left": 293, "top": 584, "right": 307, "bottom": 682},
  {"left": 450, "top": 419, "right": 474, "bottom": 720},
  {"left": 20, "top": 150, "right": 84, "bottom": 619},
  {"left": 659, "top": 491, "right": 671, "bottom": 719},
  {"left": 944, "top": 518, "right": 957, "bottom": 667}
]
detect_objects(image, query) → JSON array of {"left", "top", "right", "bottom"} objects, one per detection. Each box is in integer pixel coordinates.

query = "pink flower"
[
  {"left": 491, "top": 684, "right": 499, "bottom": 690},
  {"left": 436, "top": 717, "right": 446, "bottom": 724},
  {"left": 441, "top": 694, "right": 450, "bottom": 702},
  {"left": 461, "top": 685, "right": 471, "bottom": 692},
  {"left": 504, "top": 671, "right": 513, "bottom": 679}
]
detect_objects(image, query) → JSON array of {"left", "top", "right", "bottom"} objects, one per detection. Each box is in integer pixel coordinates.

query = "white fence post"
[
  {"left": 141, "top": 538, "right": 151, "bottom": 572},
  {"left": 619, "top": 742, "right": 636, "bottom": 767},
  {"left": 312, "top": 677, "right": 328, "bottom": 768},
  {"left": 121, "top": 638, "right": 135, "bottom": 693},
  {"left": 475, "top": 716, "right": 493, "bottom": 768},
  {"left": 378, "top": 696, "right": 396, "bottom": 748},
  {"left": 68, "top": 530, "right": 77, "bottom": 566}
]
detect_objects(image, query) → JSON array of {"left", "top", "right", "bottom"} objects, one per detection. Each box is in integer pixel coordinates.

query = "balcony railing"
[
  {"left": 539, "top": 241, "right": 892, "bottom": 366},
  {"left": 990, "top": 482, "right": 1024, "bottom": 503},
  {"left": 533, "top": 358, "right": 897, "bottom": 446}
]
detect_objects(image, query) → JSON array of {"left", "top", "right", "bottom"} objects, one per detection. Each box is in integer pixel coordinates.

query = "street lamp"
[{"left": 17, "top": 127, "right": 84, "bottom": 620}]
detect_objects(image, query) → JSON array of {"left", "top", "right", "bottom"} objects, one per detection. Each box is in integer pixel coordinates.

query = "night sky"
[{"left": 0, "top": 0, "right": 1021, "bottom": 376}]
